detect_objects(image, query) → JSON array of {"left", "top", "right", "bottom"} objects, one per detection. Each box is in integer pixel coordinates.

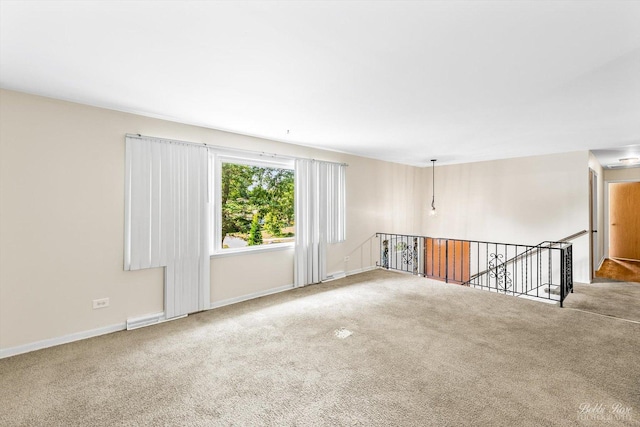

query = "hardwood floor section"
[{"left": 596, "top": 258, "right": 640, "bottom": 283}]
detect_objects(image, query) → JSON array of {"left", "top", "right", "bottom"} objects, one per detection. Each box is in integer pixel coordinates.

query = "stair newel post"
[{"left": 560, "top": 247, "right": 566, "bottom": 308}]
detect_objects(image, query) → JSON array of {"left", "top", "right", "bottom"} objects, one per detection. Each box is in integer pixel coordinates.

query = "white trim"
[
  {"left": 212, "top": 153, "right": 296, "bottom": 255},
  {"left": 589, "top": 168, "right": 598, "bottom": 281},
  {"left": 324, "top": 265, "right": 378, "bottom": 282},
  {"left": 209, "top": 284, "right": 294, "bottom": 309},
  {"left": 211, "top": 242, "right": 294, "bottom": 258},
  {"left": 346, "top": 265, "right": 378, "bottom": 276},
  {"left": 217, "top": 152, "right": 294, "bottom": 169},
  {"left": 0, "top": 322, "right": 126, "bottom": 359},
  {"left": 323, "top": 271, "right": 347, "bottom": 281}
]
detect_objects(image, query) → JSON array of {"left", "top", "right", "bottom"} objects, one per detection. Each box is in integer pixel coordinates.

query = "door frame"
[
  {"left": 604, "top": 178, "right": 640, "bottom": 260},
  {"left": 589, "top": 168, "right": 598, "bottom": 281}
]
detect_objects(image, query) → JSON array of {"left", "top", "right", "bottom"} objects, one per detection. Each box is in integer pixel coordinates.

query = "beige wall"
[
  {"left": 422, "top": 151, "right": 592, "bottom": 283},
  {"left": 211, "top": 249, "right": 295, "bottom": 303},
  {"left": 0, "top": 89, "right": 426, "bottom": 351},
  {"left": 0, "top": 89, "right": 596, "bottom": 353},
  {"left": 603, "top": 167, "right": 640, "bottom": 181}
]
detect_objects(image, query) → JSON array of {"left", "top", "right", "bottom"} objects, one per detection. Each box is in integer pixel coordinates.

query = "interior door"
[
  {"left": 424, "top": 238, "right": 470, "bottom": 284},
  {"left": 609, "top": 182, "right": 640, "bottom": 261},
  {"left": 425, "top": 238, "right": 444, "bottom": 280},
  {"left": 446, "top": 240, "right": 470, "bottom": 284}
]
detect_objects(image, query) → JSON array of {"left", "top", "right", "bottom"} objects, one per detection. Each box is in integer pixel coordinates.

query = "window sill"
[{"left": 210, "top": 242, "right": 295, "bottom": 259}]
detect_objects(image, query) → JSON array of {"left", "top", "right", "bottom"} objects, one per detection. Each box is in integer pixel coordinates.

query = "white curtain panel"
[
  {"left": 294, "top": 159, "right": 346, "bottom": 287},
  {"left": 124, "top": 136, "right": 210, "bottom": 318}
]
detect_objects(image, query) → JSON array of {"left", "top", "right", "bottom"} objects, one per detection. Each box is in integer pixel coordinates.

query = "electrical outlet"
[
  {"left": 92, "top": 298, "right": 109, "bottom": 309},
  {"left": 344, "top": 256, "right": 350, "bottom": 262}
]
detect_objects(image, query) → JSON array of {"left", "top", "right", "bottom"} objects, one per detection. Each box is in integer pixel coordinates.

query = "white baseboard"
[
  {"left": 209, "top": 284, "right": 294, "bottom": 310},
  {"left": 346, "top": 265, "right": 377, "bottom": 276},
  {"left": 324, "top": 271, "right": 346, "bottom": 281},
  {"left": 324, "top": 265, "right": 377, "bottom": 282},
  {"left": 0, "top": 322, "right": 126, "bottom": 359}
]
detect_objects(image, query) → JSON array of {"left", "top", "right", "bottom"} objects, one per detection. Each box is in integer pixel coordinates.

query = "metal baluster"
[
  {"left": 548, "top": 245, "right": 552, "bottom": 301},
  {"left": 514, "top": 246, "right": 519, "bottom": 295}
]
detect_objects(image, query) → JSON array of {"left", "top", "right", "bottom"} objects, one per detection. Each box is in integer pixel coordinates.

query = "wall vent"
[{"left": 126, "top": 312, "right": 165, "bottom": 330}]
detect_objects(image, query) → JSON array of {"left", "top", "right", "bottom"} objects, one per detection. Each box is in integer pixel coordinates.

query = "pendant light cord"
[{"left": 431, "top": 159, "right": 436, "bottom": 210}]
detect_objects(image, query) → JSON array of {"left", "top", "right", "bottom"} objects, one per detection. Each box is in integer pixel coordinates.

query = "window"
[{"left": 213, "top": 155, "right": 295, "bottom": 253}]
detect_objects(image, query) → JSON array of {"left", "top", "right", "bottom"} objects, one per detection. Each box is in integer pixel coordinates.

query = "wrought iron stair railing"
[
  {"left": 375, "top": 232, "right": 575, "bottom": 307},
  {"left": 467, "top": 230, "right": 586, "bottom": 282},
  {"left": 463, "top": 240, "right": 573, "bottom": 305}
]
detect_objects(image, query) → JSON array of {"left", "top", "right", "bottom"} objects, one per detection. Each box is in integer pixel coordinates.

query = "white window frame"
[{"left": 211, "top": 151, "right": 295, "bottom": 257}]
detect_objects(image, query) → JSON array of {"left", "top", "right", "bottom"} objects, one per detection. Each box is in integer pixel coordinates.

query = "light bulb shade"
[{"left": 429, "top": 206, "right": 437, "bottom": 216}]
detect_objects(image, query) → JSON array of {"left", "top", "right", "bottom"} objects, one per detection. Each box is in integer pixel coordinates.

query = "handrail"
[
  {"left": 504, "top": 229, "right": 586, "bottom": 266},
  {"left": 558, "top": 229, "right": 588, "bottom": 242},
  {"left": 467, "top": 230, "right": 586, "bottom": 281}
]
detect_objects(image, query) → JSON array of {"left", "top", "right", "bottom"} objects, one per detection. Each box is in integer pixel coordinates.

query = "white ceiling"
[
  {"left": 591, "top": 145, "right": 640, "bottom": 169},
  {"left": 1, "top": 0, "right": 640, "bottom": 166}
]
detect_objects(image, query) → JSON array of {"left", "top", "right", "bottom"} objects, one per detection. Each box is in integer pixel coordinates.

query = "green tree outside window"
[{"left": 220, "top": 163, "right": 294, "bottom": 248}]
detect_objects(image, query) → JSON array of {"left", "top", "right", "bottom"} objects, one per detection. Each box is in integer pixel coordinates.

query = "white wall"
[
  {"left": 422, "top": 151, "right": 592, "bottom": 283},
  {"left": 0, "top": 89, "right": 426, "bottom": 352}
]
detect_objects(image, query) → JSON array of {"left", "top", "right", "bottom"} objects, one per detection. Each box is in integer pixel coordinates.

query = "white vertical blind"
[
  {"left": 324, "top": 162, "right": 346, "bottom": 244},
  {"left": 294, "top": 159, "right": 346, "bottom": 287},
  {"left": 294, "top": 159, "right": 321, "bottom": 287},
  {"left": 124, "top": 136, "right": 210, "bottom": 318}
]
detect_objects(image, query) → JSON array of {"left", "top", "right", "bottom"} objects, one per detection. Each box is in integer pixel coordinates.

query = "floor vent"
[{"left": 334, "top": 327, "right": 353, "bottom": 339}]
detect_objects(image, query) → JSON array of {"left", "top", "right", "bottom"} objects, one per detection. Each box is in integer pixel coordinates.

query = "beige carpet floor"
[
  {"left": 1, "top": 270, "right": 639, "bottom": 426},
  {"left": 564, "top": 280, "right": 640, "bottom": 323}
]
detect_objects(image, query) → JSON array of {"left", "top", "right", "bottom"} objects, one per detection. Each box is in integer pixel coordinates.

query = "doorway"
[{"left": 609, "top": 182, "right": 640, "bottom": 261}]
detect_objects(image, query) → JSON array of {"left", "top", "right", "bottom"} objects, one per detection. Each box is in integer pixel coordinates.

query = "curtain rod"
[{"left": 125, "top": 133, "right": 349, "bottom": 167}]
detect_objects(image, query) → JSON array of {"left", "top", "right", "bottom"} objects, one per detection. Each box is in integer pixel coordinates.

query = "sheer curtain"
[
  {"left": 124, "top": 135, "right": 210, "bottom": 318},
  {"left": 294, "top": 159, "right": 346, "bottom": 287}
]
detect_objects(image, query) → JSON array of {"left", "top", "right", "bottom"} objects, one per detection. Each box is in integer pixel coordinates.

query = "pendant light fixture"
[{"left": 429, "top": 159, "right": 437, "bottom": 216}]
